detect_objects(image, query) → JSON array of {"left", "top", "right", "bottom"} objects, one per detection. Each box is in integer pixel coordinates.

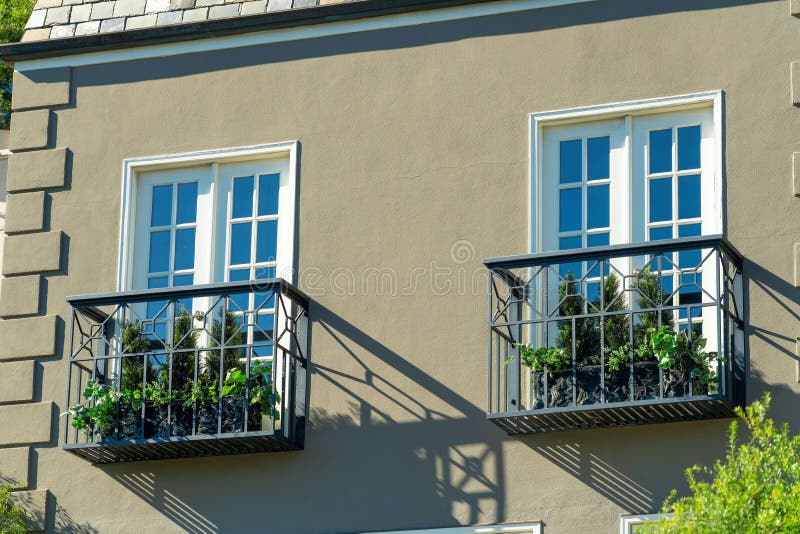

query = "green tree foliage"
[
  {"left": 0, "top": 0, "right": 35, "bottom": 128},
  {"left": 0, "top": 480, "right": 27, "bottom": 534},
  {"left": 643, "top": 393, "right": 800, "bottom": 534},
  {"left": 556, "top": 272, "right": 627, "bottom": 366},
  {"left": 204, "top": 310, "right": 246, "bottom": 382},
  {"left": 119, "top": 313, "right": 198, "bottom": 395}
]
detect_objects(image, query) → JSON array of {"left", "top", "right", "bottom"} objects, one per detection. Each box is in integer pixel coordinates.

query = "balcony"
[
  {"left": 63, "top": 279, "right": 309, "bottom": 464},
  {"left": 485, "top": 235, "right": 745, "bottom": 434}
]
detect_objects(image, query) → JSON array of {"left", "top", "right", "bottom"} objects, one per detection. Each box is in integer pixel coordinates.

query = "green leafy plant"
[
  {"left": 642, "top": 393, "right": 800, "bottom": 533},
  {"left": 508, "top": 345, "right": 571, "bottom": 372},
  {"left": 184, "top": 372, "right": 219, "bottom": 407},
  {"left": 0, "top": 480, "right": 27, "bottom": 534},
  {"left": 60, "top": 380, "right": 121, "bottom": 438},
  {"left": 605, "top": 341, "right": 653, "bottom": 372},
  {"left": 121, "top": 388, "right": 143, "bottom": 409},
  {"left": 648, "top": 325, "right": 719, "bottom": 385},
  {"left": 143, "top": 379, "right": 174, "bottom": 406},
  {"left": 0, "top": 0, "right": 35, "bottom": 129},
  {"left": 221, "top": 361, "right": 281, "bottom": 418},
  {"left": 604, "top": 325, "right": 718, "bottom": 384}
]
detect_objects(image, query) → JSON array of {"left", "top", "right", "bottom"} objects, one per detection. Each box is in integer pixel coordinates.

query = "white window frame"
[
  {"left": 117, "top": 141, "right": 299, "bottom": 292},
  {"left": 365, "top": 522, "right": 543, "bottom": 534},
  {"left": 620, "top": 513, "right": 670, "bottom": 533},
  {"left": 529, "top": 90, "right": 723, "bottom": 253}
]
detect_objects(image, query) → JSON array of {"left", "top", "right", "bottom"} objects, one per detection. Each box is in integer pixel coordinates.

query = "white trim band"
[{"left": 16, "top": 0, "right": 597, "bottom": 72}]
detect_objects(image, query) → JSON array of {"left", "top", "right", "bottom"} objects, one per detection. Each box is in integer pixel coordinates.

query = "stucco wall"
[{"left": 3, "top": 0, "right": 800, "bottom": 532}]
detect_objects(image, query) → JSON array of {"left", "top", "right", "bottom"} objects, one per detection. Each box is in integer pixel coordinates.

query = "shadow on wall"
[
  {"left": 66, "top": 0, "right": 774, "bottom": 88},
  {"left": 94, "top": 264, "right": 800, "bottom": 532},
  {"left": 101, "top": 302, "right": 507, "bottom": 534},
  {"left": 8, "top": 491, "right": 99, "bottom": 534}
]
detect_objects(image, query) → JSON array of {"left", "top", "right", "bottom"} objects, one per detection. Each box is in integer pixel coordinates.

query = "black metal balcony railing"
[
  {"left": 485, "top": 235, "right": 745, "bottom": 434},
  {"left": 63, "top": 279, "right": 309, "bottom": 464}
]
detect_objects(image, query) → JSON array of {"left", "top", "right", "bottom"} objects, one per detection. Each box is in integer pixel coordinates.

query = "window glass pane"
[
  {"left": 677, "top": 125, "right": 701, "bottom": 171},
  {"left": 678, "top": 223, "right": 702, "bottom": 268},
  {"left": 587, "top": 136, "right": 609, "bottom": 181},
  {"left": 230, "top": 223, "right": 252, "bottom": 265},
  {"left": 254, "top": 288, "right": 275, "bottom": 310},
  {"left": 148, "top": 230, "right": 171, "bottom": 273},
  {"left": 587, "top": 184, "right": 609, "bottom": 229},
  {"left": 258, "top": 173, "right": 280, "bottom": 216},
  {"left": 228, "top": 268, "right": 250, "bottom": 311},
  {"left": 649, "top": 226, "right": 673, "bottom": 241},
  {"left": 253, "top": 313, "right": 275, "bottom": 344},
  {"left": 150, "top": 185, "right": 173, "bottom": 227},
  {"left": 649, "top": 178, "right": 672, "bottom": 222},
  {"left": 586, "top": 282, "right": 600, "bottom": 304},
  {"left": 559, "top": 235, "right": 582, "bottom": 250},
  {"left": 176, "top": 182, "right": 198, "bottom": 224},
  {"left": 255, "top": 266, "right": 276, "bottom": 279},
  {"left": 174, "top": 228, "right": 196, "bottom": 271},
  {"left": 559, "top": 188, "right": 582, "bottom": 232},
  {"left": 559, "top": 139, "right": 582, "bottom": 184},
  {"left": 559, "top": 235, "right": 582, "bottom": 278},
  {"left": 649, "top": 226, "right": 674, "bottom": 263},
  {"left": 587, "top": 233, "right": 609, "bottom": 247},
  {"left": 173, "top": 274, "right": 193, "bottom": 286},
  {"left": 678, "top": 223, "right": 701, "bottom": 237},
  {"left": 173, "top": 274, "right": 194, "bottom": 315},
  {"left": 678, "top": 174, "right": 701, "bottom": 220},
  {"left": 661, "top": 274, "right": 673, "bottom": 298},
  {"left": 649, "top": 129, "right": 672, "bottom": 174},
  {"left": 253, "top": 344, "right": 274, "bottom": 359},
  {"left": 229, "top": 268, "right": 250, "bottom": 282},
  {"left": 256, "top": 220, "right": 278, "bottom": 263},
  {"left": 232, "top": 176, "right": 255, "bottom": 219},
  {"left": 146, "top": 276, "right": 168, "bottom": 318}
]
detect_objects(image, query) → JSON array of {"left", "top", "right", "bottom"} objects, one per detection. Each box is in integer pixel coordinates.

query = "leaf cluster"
[
  {"left": 643, "top": 393, "right": 800, "bottom": 534},
  {"left": 0, "top": 480, "right": 27, "bottom": 534},
  {"left": 0, "top": 0, "right": 35, "bottom": 128}
]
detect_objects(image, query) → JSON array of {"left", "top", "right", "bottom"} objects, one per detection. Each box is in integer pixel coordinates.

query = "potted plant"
[
  {"left": 143, "top": 378, "right": 175, "bottom": 439},
  {"left": 61, "top": 380, "right": 120, "bottom": 442},
  {"left": 117, "top": 388, "right": 143, "bottom": 440},
  {"left": 190, "top": 372, "right": 221, "bottom": 435},
  {"left": 605, "top": 325, "right": 718, "bottom": 399},
  {"left": 511, "top": 344, "right": 572, "bottom": 409}
]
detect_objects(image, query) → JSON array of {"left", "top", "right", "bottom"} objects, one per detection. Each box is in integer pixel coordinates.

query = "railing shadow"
[{"left": 98, "top": 300, "right": 507, "bottom": 533}]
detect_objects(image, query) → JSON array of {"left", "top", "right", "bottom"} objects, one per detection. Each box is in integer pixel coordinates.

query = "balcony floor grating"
[
  {"left": 63, "top": 427, "right": 302, "bottom": 464},
  {"left": 488, "top": 396, "right": 736, "bottom": 435}
]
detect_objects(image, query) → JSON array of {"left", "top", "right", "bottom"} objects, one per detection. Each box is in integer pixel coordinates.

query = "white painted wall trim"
[
  {"left": 366, "top": 522, "right": 543, "bottom": 534},
  {"left": 620, "top": 513, "right": 669, "bottom": 533},
  {"left": 15, "top": 0, "right": 598, "bottom": 72},
  {"left": 117, "top": 140, "right": 299, "bottom": 291},
  {"left": 528, "top": 90, "right": 723, "bottom": 253}
]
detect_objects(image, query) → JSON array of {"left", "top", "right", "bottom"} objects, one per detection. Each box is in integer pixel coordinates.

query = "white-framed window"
[
  {"left": 365, "top": 522, "right": 543, "bottom": 534},
  {"left": 117, "top": 142, "right": 297, "bottom": 357},
  {"left": 532, "top": 91, "right": 722, "bottom": 253},
  {"left": 531, "top": 91, "right": 722, "bottom": 345},
  {"left": 119, "top": 142, "right": 298, "bottom": 293},
  {"left": 620, "top": 513, "right": 669, "bottom": 533}
]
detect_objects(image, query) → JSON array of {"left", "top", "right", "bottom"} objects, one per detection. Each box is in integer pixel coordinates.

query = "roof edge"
[{"left": 0, "top": 0, "right": 502, "bottom": 64}]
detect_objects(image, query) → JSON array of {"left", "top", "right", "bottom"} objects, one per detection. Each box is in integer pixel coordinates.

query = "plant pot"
[
  {"left": 144, "top": 401, "right": 194, "bottom": 438},
  {"left": 145, "top": 404, "right": 169, "bottom": 439},
  {"left": 196, "top": 396, "right": 247, "bottom": 435},
  {"left": 117, "top": 402, "right": 143, "bottom": 440},
  {"left": 169, "top": 400, "right": 193, "bottom": 437},
  {"left": 532, "top": 366, "right": 603, "bottom": 409},
  {"left": 604, "top": 365, "right": 632, "bottom": 403},
  {"left": 93, "top": 424, "right": 115, "bottom": 443}
]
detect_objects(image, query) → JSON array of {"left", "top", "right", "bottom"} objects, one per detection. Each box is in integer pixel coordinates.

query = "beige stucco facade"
[{"left": 1, "top": 0, "right": 800, "bottom": 532}]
